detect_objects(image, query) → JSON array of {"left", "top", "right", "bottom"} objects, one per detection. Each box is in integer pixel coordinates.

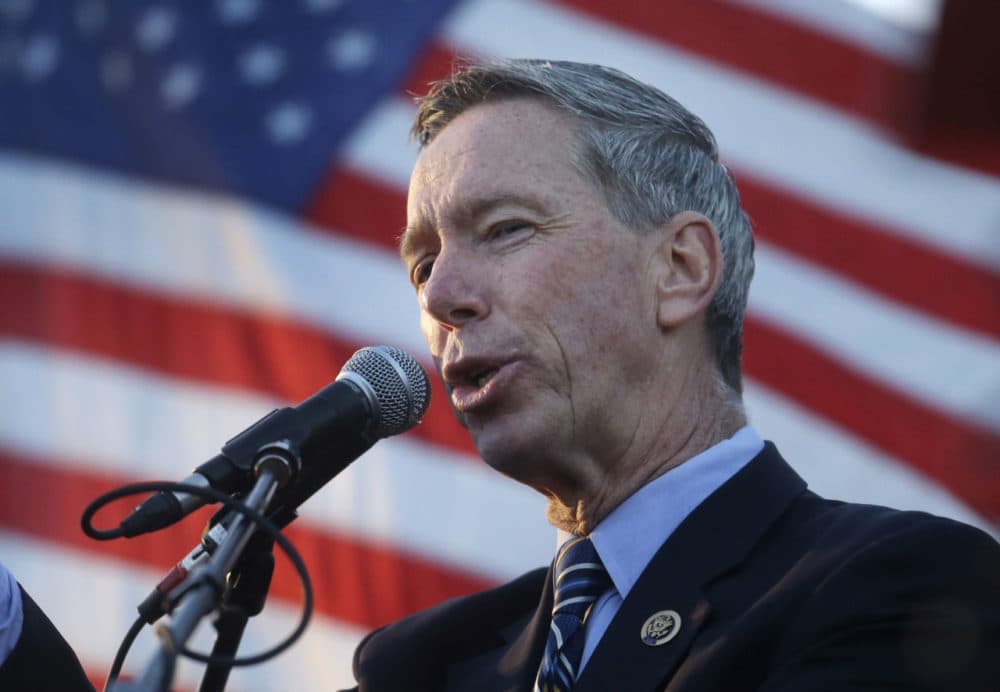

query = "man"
[{"left": 344, "top": 59, "right": 999, "bottom": 691}]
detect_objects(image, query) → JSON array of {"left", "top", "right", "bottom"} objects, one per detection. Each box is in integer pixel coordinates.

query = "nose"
[{"left": 420, "top": 244, "right": 489, "bottom": 330}]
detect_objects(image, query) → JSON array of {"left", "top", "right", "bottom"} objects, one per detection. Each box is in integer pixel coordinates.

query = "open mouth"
[
  {"left": 472, "top": 368, "right": 498, "bottom": 389},
  {"left": 444, "top": 360, "right": 513, "bottom": 413}
]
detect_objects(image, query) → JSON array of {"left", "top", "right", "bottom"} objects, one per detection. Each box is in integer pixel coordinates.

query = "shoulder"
[
  {"left": 757, "top": 499, "right": 1000, "bottom": 688},
  {"left": 352, "top": 567, "right": 548, "bottom": 689},
  {"left": 684, "top": 464, "right": 1000, "bottom": 690},
  {"left": 782, "top": 492, "right": 998, "bottom": 572},
  {"left": 749, "top": 443, "right": 995, "bottom": 561},
  {"left": 752, "top": 488, "right": 1000, "bottom": 602},
  {"left": 710, "top": 442, "right": 998, "bottom": 591},
  {"left": 812, "top": 499, "right": 998, "bottom": 599}
]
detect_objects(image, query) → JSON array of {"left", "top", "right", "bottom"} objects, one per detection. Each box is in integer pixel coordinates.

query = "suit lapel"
[
  {"left": 445, "top": 563, "right": 554, "bottom": 691},
  {"left": 576, "top": 444, "right": 807, "bottom": 692}
]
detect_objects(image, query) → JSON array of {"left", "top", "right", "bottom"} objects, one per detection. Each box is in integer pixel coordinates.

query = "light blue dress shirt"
[
  {"left": 555, "top": 426, "right": 765, "bottom": 672},
  {"left": 0, "top": 562, "right": 24, "bottom": 668}
]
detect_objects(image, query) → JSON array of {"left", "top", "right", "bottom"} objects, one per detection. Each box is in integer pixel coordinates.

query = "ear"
[{"left": 653, "top": 211, "right": 723, "bottom": 328}]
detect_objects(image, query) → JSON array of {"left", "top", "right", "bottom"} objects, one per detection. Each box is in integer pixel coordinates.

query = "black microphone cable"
[
  {"left": 82, "top": 480, "right": 314, "bottom": 690},
  {"left": 80, "top": 345, "right": 431, "bottom": 689}
]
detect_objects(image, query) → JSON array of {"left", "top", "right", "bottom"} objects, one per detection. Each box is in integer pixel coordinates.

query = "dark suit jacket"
[
  {"left": 347, "top": 443, "right": 1000, "bottom": 691},
  {"left": 0, "top": 585, "right": 94, "bottom": 691}
]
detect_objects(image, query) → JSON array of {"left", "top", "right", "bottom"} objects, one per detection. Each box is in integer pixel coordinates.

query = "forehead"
[
  {"left": 405, "top": 99, "right": 584, "bottom": 219},
  {"left": 420, "top": 97, "right": 575, "bottom": 159}
]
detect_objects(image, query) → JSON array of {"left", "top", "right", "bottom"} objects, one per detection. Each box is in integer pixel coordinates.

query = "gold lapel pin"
[{"left": 640, "top": 609, "right": 682, "bottom": 646}]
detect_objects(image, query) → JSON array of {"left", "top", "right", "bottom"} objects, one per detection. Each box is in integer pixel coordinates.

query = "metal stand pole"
[
  {"left": 111, "top": 459, "right": 287, "bottom": 692},
  {"left": 197, "top": 531, "right": 275, "bottom": 692}
]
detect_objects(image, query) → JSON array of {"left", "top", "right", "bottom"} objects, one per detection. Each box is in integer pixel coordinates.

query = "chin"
[
  {"left": 467, "top": 400, "right": 566, "bottom": 478},
  {"left": 473, "top": 426, "right": 555, "bottom": 488},
  {"left": 475, "top": 437, "right": 528, "bottom": 477}
]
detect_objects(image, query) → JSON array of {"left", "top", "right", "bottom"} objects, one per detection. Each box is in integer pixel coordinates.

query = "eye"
[
  {"left": 488, "top": 220, "right": 533, "bottom": 240},
  {"left": 411, "top": 255, "right": 435, "bottom": 287}
]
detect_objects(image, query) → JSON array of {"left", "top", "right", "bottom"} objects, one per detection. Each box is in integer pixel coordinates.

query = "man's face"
[{"left": 402, "top": 99, "right": 665, "bottom": 495}]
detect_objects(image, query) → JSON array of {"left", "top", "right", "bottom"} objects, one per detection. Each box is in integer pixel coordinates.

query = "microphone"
[{"left": 119, "top": 345, "right": 430, "bottom": 537}]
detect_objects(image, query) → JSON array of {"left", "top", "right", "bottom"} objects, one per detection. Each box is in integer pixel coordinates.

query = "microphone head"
[{"left": 339, "top": 346, "right": 431, "bottom": 438}]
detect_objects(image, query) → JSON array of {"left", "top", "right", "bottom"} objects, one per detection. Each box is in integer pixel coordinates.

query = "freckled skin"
[{"left": 403, "top": 99, "right": 728, "bottom": 533}]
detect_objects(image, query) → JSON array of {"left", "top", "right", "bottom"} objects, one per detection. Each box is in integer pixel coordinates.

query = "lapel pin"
[{"left": 640, "top": 609, "right": 682, "bottom": 646}]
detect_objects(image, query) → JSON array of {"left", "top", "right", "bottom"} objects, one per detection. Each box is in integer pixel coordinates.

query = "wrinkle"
[{"left": 546, "top": 321, "right": 577, "bottom": 434}]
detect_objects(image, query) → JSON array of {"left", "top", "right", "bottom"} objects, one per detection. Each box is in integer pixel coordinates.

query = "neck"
[{"left": 545, "top": 373, "right": 745, "bottom": 535}]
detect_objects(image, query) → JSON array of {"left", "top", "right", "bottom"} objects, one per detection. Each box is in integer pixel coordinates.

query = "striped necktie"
[{"left": 535, "top": 536, "right": 612, "bottom": 692}]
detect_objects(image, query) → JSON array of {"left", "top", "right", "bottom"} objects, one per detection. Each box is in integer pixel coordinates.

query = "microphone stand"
[
  {"left": 198, "top": 531, "right": 275, "bottom": 692},
  {"left": 113, "top": 449, "right": 295, "bottom": 692}
]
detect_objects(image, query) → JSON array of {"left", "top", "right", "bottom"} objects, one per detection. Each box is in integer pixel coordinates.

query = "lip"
[{"left": 447, "top": 360, "right": 519, "bottom": 413}]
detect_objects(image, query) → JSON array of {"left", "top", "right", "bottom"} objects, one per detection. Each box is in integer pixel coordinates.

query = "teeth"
[{"left": 474, "top": 369, "right": 497, "bottom": 388}]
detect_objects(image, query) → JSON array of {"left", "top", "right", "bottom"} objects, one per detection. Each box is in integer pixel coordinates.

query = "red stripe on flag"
[
  {"left": 305, "top": 169, "right": 407, "bottom": 252},
  {"left": 554, "top": 0, "right": 917, "bottom": 133},
  {"left": 739, "top": 176, "right": 1000, "bottom": 340},
  {"left": 744, "top": 319, "right": 1000, "bottom": 522},
  {"left": 0, "top": 449, "right": 497, "bottom": 629},
  {"left": 0, "top": 260, "right": 476, "bottom": 458}
]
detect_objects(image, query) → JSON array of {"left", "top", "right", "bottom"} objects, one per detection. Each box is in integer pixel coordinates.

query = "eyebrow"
[
  {"left": 398, "top": 224, "right": 429, "bottom": 263},
  {"left": 399, "top": 192, "right": 551, "bottom": 260}
]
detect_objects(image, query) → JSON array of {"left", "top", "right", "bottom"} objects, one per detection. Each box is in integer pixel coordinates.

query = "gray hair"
[{"left": 412, "top": 59, "right": 755, "bottom": 394}]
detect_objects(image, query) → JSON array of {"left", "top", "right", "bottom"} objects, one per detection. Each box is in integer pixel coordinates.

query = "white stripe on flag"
[{"left": 728, "top": 0, "right": 934, "bottom": 62}]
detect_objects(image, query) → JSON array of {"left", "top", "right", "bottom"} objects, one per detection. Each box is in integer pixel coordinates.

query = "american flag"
[{"left": 1, "top": 0, "right": 997, "bottom": 689}]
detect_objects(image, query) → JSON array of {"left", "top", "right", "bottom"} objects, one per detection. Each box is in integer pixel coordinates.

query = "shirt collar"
[{"left": 557, "top": 426, "right": 764, "bottom": 600}]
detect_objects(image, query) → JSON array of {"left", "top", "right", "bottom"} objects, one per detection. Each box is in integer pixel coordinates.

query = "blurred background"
[{"left": 1, "top": 0, "right": 997, "bottom": 689}]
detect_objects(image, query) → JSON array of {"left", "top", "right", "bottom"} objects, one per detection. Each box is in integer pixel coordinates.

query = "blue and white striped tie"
[{"left": 536, "top": 536, "right": 611, "bottom": 692}]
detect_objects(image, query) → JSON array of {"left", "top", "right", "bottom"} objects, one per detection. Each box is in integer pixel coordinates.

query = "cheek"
[
  {"left": 515, "top": 270, "right": 604, "bottom": 367},
  {"left": 551, "top": 267, "right": 653, "bottom": 362},
  {"left": 419, "top": 310, "right": 445, "bottom": 357}
]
